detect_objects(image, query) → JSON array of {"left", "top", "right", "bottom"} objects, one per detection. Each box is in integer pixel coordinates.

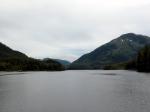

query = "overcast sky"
[{"left": 0, "top": 0, "right": 150, "bottom": 61}]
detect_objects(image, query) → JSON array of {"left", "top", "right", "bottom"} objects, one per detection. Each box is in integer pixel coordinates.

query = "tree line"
[
  {"left": 0, "top": 57, "right": 65, "bottom": 71},
  {"left": 126, "top": 45, "right": 150, "bottom": 72}
]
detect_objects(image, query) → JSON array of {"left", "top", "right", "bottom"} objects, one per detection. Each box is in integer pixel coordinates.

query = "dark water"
[{"left": 0, "top": 70, "right": 150, "bottom": 112}]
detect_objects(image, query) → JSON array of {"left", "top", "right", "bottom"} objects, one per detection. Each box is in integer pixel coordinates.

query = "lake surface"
[{"left": 0, "top": 70, "right": 150, "bottom": 112}]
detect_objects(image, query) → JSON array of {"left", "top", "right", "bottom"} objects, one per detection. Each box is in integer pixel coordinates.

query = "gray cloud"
[{"left": 0, "top": 0, "right": 150, "bottom": 61}]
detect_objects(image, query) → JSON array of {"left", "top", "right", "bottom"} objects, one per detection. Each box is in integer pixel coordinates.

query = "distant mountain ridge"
[
  {"left": 0, "top": 42, "right": 64, "bottom": 71},
  {"left": 44, "top": 58, "right": 71, "bottom": 68},
  {"left": 53, "top": 59, "right": 71, "bottom": 68},
  {"left": 69, "top": 33, "right": 150, "bottom": 69}
]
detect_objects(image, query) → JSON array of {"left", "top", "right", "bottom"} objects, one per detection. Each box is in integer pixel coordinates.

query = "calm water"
[{"left": 0, "top": 70, "right": 150, "bottom": 112}]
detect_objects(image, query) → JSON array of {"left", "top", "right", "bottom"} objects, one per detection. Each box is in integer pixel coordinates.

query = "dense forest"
[
  {"left": 126, "top": 45, "right": 150, "bottom": 72},
  {"left": 104, "top": 45, "right": 150, "bottom": 72},
  {"left": 0, "top": 58, "right": 65, "bottom": 71},
  {"left": 0, "top": 42, "right": 65, "bottom": 71}
]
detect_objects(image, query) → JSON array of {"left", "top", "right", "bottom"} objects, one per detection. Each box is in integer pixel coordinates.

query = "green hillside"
[
  {"left": 69, "top": 33, "right": 150, "bottom": 69},
  {"left": 0, "top": 42, "right": 64, "bottom": 71}
]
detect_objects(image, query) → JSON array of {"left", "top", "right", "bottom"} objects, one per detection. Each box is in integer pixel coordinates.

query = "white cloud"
[{"left": 0, "top": 0, "right": 150, "bottom": 61}]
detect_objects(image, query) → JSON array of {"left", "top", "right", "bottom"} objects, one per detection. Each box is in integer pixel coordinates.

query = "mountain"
[
  {"left": 0, "top": 42, "right": 28, "bottom": 58},
  {"left": 69, "top": 33, "right": 150, "bottom": 69},
  {"left": 53, "top": 59, "right": 71, "bottom": 68},
  {"left": 0, "top": 42, "right": 64, "bottom": 71},
  {"left": 43, "top": 58, "right": 71, "bottom": 69}
]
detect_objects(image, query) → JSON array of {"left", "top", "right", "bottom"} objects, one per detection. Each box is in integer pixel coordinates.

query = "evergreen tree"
[{"left": 126, "top": 45, "right": 150, "bottom": 72}]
